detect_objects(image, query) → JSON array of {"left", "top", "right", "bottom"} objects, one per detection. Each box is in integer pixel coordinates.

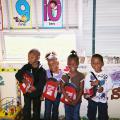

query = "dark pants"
[
  {"left": 64, "top": 102, "right": 81, "bottom": 120},
  {"left": 23, "top": 94, "right": 41, "bottom": 120},
  {"left": 44, "top": 93, "right": 61, "bottom": 120},
  {"left": 87, "top": 100, "right": 109, "bottom": 120}
]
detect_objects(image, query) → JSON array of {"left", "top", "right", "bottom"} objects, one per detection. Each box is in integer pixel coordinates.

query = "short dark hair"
[
  {"left": 28, "top": 49, "right": 40, "bottom": 56},
  {"left": 92, "top": 54, "right": 104, "bottom": 63},
  {"left": 67, "top": 50, "right": 79, "bottom": 65}
]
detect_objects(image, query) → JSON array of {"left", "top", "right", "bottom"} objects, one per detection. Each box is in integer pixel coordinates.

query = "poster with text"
[
  {"left": 10, "top": 0, "right": 32, "bottom": 28},
  {"left": 110, "top": 70, "right": 120, "bottom": 88},
  {"left": 43, "top": 0, "right": 63, "bottom": 28}
]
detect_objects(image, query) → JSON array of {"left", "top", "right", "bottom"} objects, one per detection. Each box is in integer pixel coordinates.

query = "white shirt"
[
  {"left": 46, "top": 69, "right": 63, "bottom": 82},
  {"left": 84, "top": 70, "right": 113, "bottom": 103}
]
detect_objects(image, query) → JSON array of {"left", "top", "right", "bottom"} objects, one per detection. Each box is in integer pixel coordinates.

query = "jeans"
[
  {"left": 44, "top": 93, "right": 61, "bottom": 120},
  {"left": 64, "top": 102, "right": 81, "bottom": 120},
  {"left": 23, "top": 94, "right": 41, "bottom": 120},
  {"left": 87, "top": 100, "right": 109, "bottom": 120}
]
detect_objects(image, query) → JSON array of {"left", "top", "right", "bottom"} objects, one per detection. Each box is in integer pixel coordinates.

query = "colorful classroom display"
[
  {"left": 0, "top": 97, "right": 22, "bottom": 120},
  {"left": 110, "top": 70, "right": 120, "bottom": 99},
  {"left": 1, "top": 0, "right": 63, "bottom": 29},
  {"left": 0, "top": 78, "right": 22, "bottom": 119},
  {"left": 10, "top": 0, "right": 32, "bottom": 28}
]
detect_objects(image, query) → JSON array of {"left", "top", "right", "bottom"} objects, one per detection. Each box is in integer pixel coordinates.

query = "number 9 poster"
[
  {"left": 43, "top": 0, "right": 63, "bottom": 28},
  {"left": 10, "top": 0, "right": 32, "bottom": 28}
]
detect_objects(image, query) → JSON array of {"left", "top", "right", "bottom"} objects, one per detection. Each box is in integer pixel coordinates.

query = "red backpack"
[
  {"left": 43, "top": 78, "right": 59, "bottom": 101},
  {"left": 19, "top": 72, "right": 34, "bottom": 94},
  {"left": 60, "top": 83, "right": 77, "bottom": 105}
]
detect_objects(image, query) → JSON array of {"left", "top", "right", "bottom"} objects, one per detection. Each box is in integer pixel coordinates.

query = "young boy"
[
  {"left": 44, "top": 52, "right": 63, "bottom": 120},
  {"left": 84, "top": 54, "right": 113, "bottom": 120},
  {"left": 15, "top": 49, "right": 46, "bottom": 120}
]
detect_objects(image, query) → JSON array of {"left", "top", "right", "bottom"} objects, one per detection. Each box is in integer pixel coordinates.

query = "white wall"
[{"left": 79, "top": 0, "right": 120, "bottom": 56}]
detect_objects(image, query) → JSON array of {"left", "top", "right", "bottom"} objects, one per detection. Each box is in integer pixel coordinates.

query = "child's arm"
[
  {"left": 72, "top": 79, "right": 84, "bottom": 105},
  {"left": 84, "top": 72, "right": 92, "bottom": 90},
  {"left": 15, "top": 65, "right": 27, "bottom": 83},
  {"left": 104, "top": 74, "right": 113, "bottom": 93},
  {"left": 61, "top": 82, "right": 73, "bottom": 102},
  {"left": 84, "top": 72, "right": 94, "bottom": 99},
  {"left": 60, "top": 75, "right": 73, "bottom": 102},
  {"left": 34, "top": 68, "right": 47, "bottom": 94}
]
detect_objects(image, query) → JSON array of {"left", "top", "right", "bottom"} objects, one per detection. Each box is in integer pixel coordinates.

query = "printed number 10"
[{"left": 44, "top": 0, "right": 61, "bottom": 21}]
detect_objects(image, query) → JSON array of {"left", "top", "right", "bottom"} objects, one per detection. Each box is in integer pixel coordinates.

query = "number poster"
[
  {"left": 43, "top": 0, "right": 63, "bottom": 28},
  {"left": 10, "top": 0, "right": 32, "bottom": 28}
]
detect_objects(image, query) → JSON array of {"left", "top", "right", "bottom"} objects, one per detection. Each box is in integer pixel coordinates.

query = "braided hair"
[{"left": 67, "top": 50, "right": 79, "bottom": 65}]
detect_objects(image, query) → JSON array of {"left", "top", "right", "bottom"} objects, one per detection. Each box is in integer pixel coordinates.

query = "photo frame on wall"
[
  {"left": 42, "top": 0, "right": 63, "bottom": 29},
  {"left": 10, "top": 0, "right": 32, "bottom": 29}
]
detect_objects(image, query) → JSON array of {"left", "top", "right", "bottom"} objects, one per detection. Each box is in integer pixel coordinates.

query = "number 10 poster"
[{"left": 43, "top": 0, "right": 63, "bottom": 28}]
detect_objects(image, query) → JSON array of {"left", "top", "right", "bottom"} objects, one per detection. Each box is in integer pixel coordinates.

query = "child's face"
[
  {"left": 67, "top": 59, "right": 78, "bottom": 72},
  {"left": 28, "top": 53, "right": 39, "bottom": 65},
  {"left": 50, "top": 2, "right": 56, "bottom": 9},
  {"left": 91, "top": 57, "right": 103, "bottom": 73},
  {"left": 48, "top": 59, "right": 59, "bottom": 73}
]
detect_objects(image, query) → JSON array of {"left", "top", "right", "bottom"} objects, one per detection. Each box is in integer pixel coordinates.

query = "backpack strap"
[
  {"left": 50, "top": 70, "right": 53, "bottom": 77},
  {"left": 90, "top": 71, "right": 98, "bottom": 80}
]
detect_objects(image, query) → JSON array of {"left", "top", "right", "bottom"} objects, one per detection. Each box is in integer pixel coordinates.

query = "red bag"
[
  {"left": 84, "top": 72, "right": 99, "bottom": 99},
  {"left": 43, "top": 78, "right": 59, "bottom": 101},
  {"left": 19, "top": 72, "right": 33, "bottom": 94},
  {"left": 84, "top": 88, "right": 94, "bottom": 98},
  {"left": 61, "top": 83, "right": 77, "bottom": 105}
]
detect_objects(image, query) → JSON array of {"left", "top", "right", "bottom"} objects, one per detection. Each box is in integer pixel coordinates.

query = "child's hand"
[
  {"left": 27, "top": 89, "right": 32, "bottom": 93},
  {"left": 91, "top": 80, "right": 99, "bottom": 86},
  {"left": 40, "top": 95, "right": 44, "bottom": 101},
  {"left": 65, "top": 95, "right": 73, "bottom": 103},
  {"left": 22, "top": 79, "right": 28, "bottom": 84},
  {"left": 71, "top": 100, "right": 78, "bottom": 106},
  {"left": 29, "top": 86, "right": 36, "bottom": 92},
  {"left": 97, "top": 87, "right": 104, "bottom": 93}
]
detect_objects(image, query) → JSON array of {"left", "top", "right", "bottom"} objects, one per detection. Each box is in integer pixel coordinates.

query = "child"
[
  {"left": 15, "top": 49, "right": 46, "bottom": 120},
  {"left": 50, "top": 0, "right": 57, "bottom": 17},
  {"left": 84, "top": 54, "right": 113, "bottom": 120},
  {"left": 44, "top": 52, "right": 63, "bottom": 120},
  {"left": 61, "top": 50, "right": 85, "bottom": 120}
]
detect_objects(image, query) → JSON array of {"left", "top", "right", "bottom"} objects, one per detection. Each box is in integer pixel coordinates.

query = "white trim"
[
  {"left": 0, "top": 31, "right": 4, "bottom": 61},
  {"left": 34, "top": 0, "right": 39, "bottom": 30},
  {"left": 65, "top": 0, "right": 69, "bottom": 30},
  {"left": 3, "top": 29, "right": 77, "bottom": 35},
  {"left": 5, "top": 0, "right": 10, "bottom": 29}
]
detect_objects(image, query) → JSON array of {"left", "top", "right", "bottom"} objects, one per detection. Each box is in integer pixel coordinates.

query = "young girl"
[
  {"left": 44, "top": 52, "right": 63, "bottom": 120},
  {"left": 84, "top": 54, "right": 113, "bottom": 120},
  {"left": 61, "top": 50, "right": 84, "bottom": 120}
]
